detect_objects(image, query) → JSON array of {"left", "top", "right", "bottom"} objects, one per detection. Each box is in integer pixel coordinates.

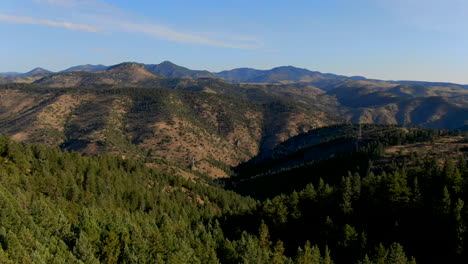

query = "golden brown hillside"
[{"left": 0, "top": 86, "right": 330, "bottom": 178}]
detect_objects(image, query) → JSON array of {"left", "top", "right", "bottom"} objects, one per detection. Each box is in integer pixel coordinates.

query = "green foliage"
[
  {"left": 0, "top": 128, "right": 467, "bottom": 263},
  {"left": 223, "top": 151, "right": 468, "bottom": 263},
  {"left": 0, "top": 135, "right": 258, "bottom": 263}
]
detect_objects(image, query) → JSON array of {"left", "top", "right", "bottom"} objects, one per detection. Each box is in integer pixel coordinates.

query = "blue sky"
[{"left": 1, "top": 0, "right": 468, "bottom": 83}]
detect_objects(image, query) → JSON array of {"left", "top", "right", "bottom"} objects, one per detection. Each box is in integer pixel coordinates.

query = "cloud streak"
[
  {"left": 118, "top": 22, "right": 260, "bottom": 50},
  {"left": 33, "top": 0, "right": 76, "bottom": 7},
  {"left": 7, "top": 0, "right": 262, "bottom": 49},
  {"left": 0, "top": 14, "right": 101, "bottom": 32}
]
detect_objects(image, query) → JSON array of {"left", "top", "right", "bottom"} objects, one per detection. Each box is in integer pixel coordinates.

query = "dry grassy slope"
[
  {"left": 377, "top": 136, "right": 468, "bottom": 168},
  {"left": 0, "top": 88, "right": 328, "bottom": 178},
  {"left": 0, "top": 90, "right": 64, "bottom": 143},
  {"left": 384, "top": 136, "right": 468, "bottom": 158}
]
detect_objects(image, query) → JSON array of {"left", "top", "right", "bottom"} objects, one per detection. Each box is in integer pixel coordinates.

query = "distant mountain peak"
[
  {"left": 159, "top": 60, "right": 177, "bottom": 66},
  {"left": 23, "top": 67, "right": 52, "bottom": 76},
  {"left": 273, "top": 65, "right": 303, "bottom": 70},
  {"left": 108, "top": 62, "right": 144, "bottom": 70},
  {"left": 144, "top": 61, "right": 214, "bottom": 79},
  {"left": 97, "top": 62, "right": 159, "bottom": 79},
  {"left": 62, "top": 64, "right": 108, "bottom": 72}
]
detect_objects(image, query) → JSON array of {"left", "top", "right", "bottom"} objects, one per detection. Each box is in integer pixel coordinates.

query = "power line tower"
[
  {"left": 356, "top": 123, "right": 362, "bottom": 151},
  {"left": 358, "top": 123, "right": 362, "bottom": 141},
  {"left": 191, "top": 157, "right": 196, "bottom": 170}
]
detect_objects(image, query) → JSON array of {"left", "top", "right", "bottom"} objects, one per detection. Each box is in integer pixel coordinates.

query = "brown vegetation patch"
[{"left": 382, "top": 136, "right": 468, "bottom": 164}]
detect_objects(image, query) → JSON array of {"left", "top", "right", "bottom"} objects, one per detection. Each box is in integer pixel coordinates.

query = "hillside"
[
  {"left": 0, "top": 84, "right": 331, "bottom": 178},
  {"left": 343, "top": 96, "right": 468, "bottom": 129},
  {"left": 228, "top": 124, "right": 467, "bottom": 198},
  {"left": 1, "top": 127, "right": 467, "bottom": 263},
  {"left": 392, "top": 80, "right": 468, "bottom": 90},
  {"left": 320, "top": 84, "right": 468, "bottom": 129}
]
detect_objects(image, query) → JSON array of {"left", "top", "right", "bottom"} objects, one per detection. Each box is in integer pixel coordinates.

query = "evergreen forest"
[{"left": 0, "top": 125, "right": 467, "bottom": 263}]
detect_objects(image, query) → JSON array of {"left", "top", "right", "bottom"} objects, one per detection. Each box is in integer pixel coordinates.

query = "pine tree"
[
  {"left": 353, "top": 173, "right": 362, "bottom": 199},
  {"left": 271, "top": 241, "right": 288, "bottom": 264},
  {"left": 322, "top": 245, "right": 332, "bottom": 264},
  {"left": 258, "top": 221, "right": 272, "bottom": 252},
  {"left": 453, "top": 199, "right": 465, "bottom": 255},
  {"left": 388, "top": 243, "right": 409, "bottom": 264},
  {"left": 340, "top": 177, "right": 353, "bottom": 215},
  {"left": 341, "top": 224, "right": 358, "bottom": 248},
  {"left": 411, "top": 177, "right": 422, "bottom": 205},
  {"left": 357, "top": 254, "right": 372, "bottom": 264},
  {"left": 295, "top": 241, "right": 321, "bottom": 264},
  {"left": 375, "top": 243, "right": 388, "bottom": 264},
  {"left": 441, "top": 186, "right": 451, "bottom": 215}
]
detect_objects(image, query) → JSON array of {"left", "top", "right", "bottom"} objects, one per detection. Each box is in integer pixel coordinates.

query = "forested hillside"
[
  {"left": 1, "top": 127, "right": 468, "bottom": 263},
  {"left": 0, "top": 84, "right": 334, "bottom": 177}
]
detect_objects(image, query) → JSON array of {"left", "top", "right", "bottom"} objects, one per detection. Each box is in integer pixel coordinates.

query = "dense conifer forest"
[{"left": 0, "top": 126, "right": 467, "bottom": 263}]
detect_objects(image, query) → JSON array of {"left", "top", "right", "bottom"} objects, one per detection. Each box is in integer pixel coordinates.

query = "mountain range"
[
  {"left": 0, "top": 61, "right": 467, "bottom": 178},
  {"left": 2, "top": 60, "right": 468, "bottom": 88}
]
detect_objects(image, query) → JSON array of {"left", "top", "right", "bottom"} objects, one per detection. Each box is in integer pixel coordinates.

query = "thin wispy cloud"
[
  {"left": 118, "top": 22, "right": 260, "bottom": 50},
  {"left": 33, "top": 0, "right": 77, "bottom": 6},
  {"left": 22, "top": 0, "right": 261, "bottom": 49},
  {"left": 0, "top": 14, "right": 102, "bottom": 33}
]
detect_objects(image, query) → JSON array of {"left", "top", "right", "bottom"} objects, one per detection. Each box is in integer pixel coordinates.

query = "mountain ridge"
[
  {"left": 61, "top": 64, "right": 109, "bottom": 72},
  {"left": 2, "top": 61, "right": 467, "bottom": 87},
  {"left": 34, "top": 62, "right": 162, "bottom": 87}
]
